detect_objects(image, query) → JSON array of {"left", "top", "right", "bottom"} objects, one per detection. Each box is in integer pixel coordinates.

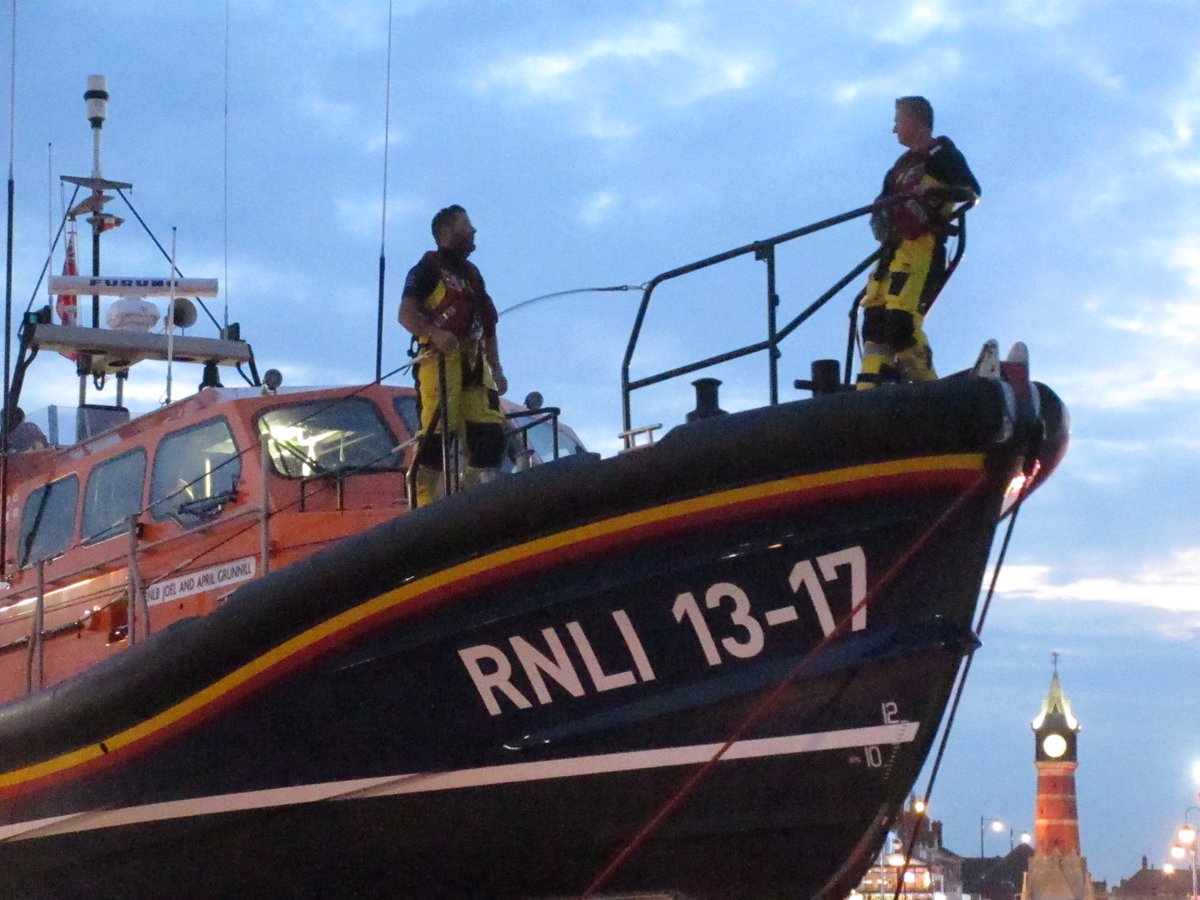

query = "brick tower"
[{"left": 1021, "top": 655, "right": 1094, "bottom": 900}]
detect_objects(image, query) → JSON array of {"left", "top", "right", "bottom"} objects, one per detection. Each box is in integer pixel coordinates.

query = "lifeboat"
[{"left": 0, "top": 86, "right": 1068, "bottom": 900}]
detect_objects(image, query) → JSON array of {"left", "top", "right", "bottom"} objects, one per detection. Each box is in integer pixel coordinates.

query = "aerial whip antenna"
[
  {"left": 2, "top": 0, "right": 18, "bottom": 579},
  {"left": 374, "top": 0, "right": 395, "bottom": 383},
  {"left": 222, "top": 0, "right": 230, "bottom": 328},
  {"left": 498, "top": 283, "right": 646, "bottom": 318},
  {"left": 165, "top": 226, "right": 178, "bottom": 404}
]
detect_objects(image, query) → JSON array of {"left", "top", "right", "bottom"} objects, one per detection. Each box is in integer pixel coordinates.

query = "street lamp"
[
  {"left": 1176, "top": 807, "right": 1199, "bottom": 900},
  {"left": 1005, "top": 827, "right": 1032, "bottom": 850},
  {"left": 980, "top": 816, "right": 1005, "bottom": 857}
]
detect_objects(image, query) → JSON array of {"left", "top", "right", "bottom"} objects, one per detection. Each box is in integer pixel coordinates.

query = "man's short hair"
[
  {"left": 895, "top": 96, "right": 934, "bottom": 130},
  {"left": 431, "top": 204, "right": 467, "bottom": 238}
]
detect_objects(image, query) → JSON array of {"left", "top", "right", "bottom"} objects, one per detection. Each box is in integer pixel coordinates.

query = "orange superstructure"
[{"left": 0, "top": 383, "right": 421, "bottom": 703}]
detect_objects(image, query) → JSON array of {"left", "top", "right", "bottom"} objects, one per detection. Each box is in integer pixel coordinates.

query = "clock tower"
[{"left": 1022, "top": 655, "right": 1094, "bottom": 900}]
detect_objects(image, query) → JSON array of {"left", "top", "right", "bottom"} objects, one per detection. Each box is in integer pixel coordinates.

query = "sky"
[{"left": 4, "top": 0, "right": 1200, "bottom": 887}]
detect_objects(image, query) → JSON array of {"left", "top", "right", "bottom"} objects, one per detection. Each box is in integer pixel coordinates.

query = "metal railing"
[
  {"left": 620, "top": 196, "right": 973, "bottom": 433},
  {"left": 402, "top": 342, "right": 575, "bottom": 508}
]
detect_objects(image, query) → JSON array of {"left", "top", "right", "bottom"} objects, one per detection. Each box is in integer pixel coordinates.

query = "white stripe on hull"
[{"left": 0, "top": 720, "right": 918, "bottom": 843}]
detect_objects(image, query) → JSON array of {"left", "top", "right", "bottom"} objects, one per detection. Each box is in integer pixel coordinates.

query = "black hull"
[
  {"left": 3, "top": 650, "right": 964, "bottom": 899},
  {"left": 0, "top": 378, "right": 1068, "bottom": 899}
]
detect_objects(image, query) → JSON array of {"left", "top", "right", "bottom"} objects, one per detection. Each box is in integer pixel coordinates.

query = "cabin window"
[
  {"left": 510, "top": 415, "right": 586, "bottom": 466},
  {"left": 393, "top": 395, "right": 420, "bottom": 438},
  {"left": 82, "top": 448, "right": 147, "bottom": 544},
  {"left": 150, "top": 418, "right": 241, "bottom": 525},
  {"left": 258, "top": 398, "right": 400, "bottom": 479},
  {"left": 20, "top": 475, "right": 80, "bottom": 567}
]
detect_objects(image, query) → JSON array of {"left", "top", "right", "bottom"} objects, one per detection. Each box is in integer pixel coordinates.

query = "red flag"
[{"left": 55, "top": 230, "right": 78, "bottom": 326}]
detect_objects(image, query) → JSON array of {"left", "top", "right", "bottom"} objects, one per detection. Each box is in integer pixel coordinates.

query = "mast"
[
  {"left": 60, "top": 75, "right": 131, "bottom": 408},
  {"left": 86, "top": 74, "right": 106, "bottom": 331}
]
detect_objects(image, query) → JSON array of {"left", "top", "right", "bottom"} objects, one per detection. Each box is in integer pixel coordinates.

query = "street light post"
[
  {"left": 1177, "top": 807, "right": 1199, "bottom": 900},
  {"left": 980, "top": 816, "right": 1005, "bottom": 857}
]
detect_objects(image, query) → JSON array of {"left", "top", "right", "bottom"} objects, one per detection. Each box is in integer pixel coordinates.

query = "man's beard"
[{"left": 446, "top": 235, "right": 475, "bottom": 258}]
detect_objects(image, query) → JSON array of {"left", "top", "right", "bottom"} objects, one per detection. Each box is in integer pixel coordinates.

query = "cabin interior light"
[{"left": 264, "top": 424, "right": 339, "bottom": 477}]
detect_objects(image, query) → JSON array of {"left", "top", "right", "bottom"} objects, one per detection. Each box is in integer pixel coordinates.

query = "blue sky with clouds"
[{"left": 6, "top": 0, "right": 1199, "bottom": 885}]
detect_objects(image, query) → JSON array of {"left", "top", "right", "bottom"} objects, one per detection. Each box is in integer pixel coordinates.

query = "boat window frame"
[
  {"left": 256, "top": 396, "right": 402, "bottom": 480},
  {"left": 392, "top": 394, "right": 420, "bottom": 439},
  {"left": 19, "top": 474, "right": 81, "bottom": 568},
  {"left": 81, "top": 447, "right": 148, "bottom": 545},
  {"left": 523, "top": 419, "right": 585, "bottom": 463},
  {"left": 149, "top": 415, "right": 242, "bottom": 526}
]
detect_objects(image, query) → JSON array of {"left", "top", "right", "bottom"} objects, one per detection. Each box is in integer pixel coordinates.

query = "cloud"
[
  {"left": 997, "top": 549, "right": 1200, "bottom": 627},
  {"left": 1071, "top": 232, "right": 1200, "bottom": 357},
  {"left": 1044, "top": 362, "right": 1199, "bottom": 410},
  {"left": 830, "top": 76, "right": 904, "bottom": 106},
  {"left": 476, "top": 18, "right": 767, "bottom": 139},
  {"left": 1139, "top": 58, "right": 1200, "bottom": 182},
  {"left": 298, "top": 93, "right": 357, "bottom": 129},
  {"left": 875, "top": 0, "right": 964, "bottom": 44},
  {"left": 1003, "top": 0, "right": 1085, "bottom": 28},
  {"left": 304, "top": 0, "right": 425, "bottom": 50},
  {"left": 827, "top": 49, "right": 963, "bottom": 106},
  {"left": 334, "top": 193, "right": 421, "bottom": 240},
  {"left": 579, "top": 191, "right": 618, "bottom": 225}
]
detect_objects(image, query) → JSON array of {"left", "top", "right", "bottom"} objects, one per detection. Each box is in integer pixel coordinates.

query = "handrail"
[
  {"left": 505, "top": 407, "right": 562, "bottom": 463},
  {"left": 620, "top": 196, "right": 974, "bottom": 432},
  {"left": 841, "top": 204, "right": 972, "bottom": 390}
]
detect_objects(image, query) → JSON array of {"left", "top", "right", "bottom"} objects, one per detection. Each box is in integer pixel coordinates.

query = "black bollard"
[
  {"left": 794, "top": 359, "right": 844, "bottom": 396},
  {"left": 687, "top": 378, "right": 727, "bottom": 422}
]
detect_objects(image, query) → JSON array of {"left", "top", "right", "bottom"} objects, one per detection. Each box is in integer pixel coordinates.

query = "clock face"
[{"left": 1042, "top": 733, "right": 1068, "bottom": 758}]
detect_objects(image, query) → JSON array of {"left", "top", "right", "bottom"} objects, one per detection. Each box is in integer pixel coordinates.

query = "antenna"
[
  {"left": 84, "top": 74, "right": 107, "bottom": 331},
  {"left": 85, "top": 75, "right": 107, "bottom": 177},
  {"left": 61, "top": 75, "right": 130, "bottom": 329},
  {"left": 2, "top": 0, "right": 18, "bottom": 580},
  {"left": 165, "top": 227, "right": 178, "bottom": 404},
  {"left": 374, "top": 0, "right": 395, "bottom": 384}
]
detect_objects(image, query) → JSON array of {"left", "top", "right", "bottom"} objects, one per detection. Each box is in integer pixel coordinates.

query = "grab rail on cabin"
[
  {"left": 619, "top": 194, "right": 975, "bottom": 433},
  {"left": 506, "top": 407, "right": 562, "bottom": 467}
]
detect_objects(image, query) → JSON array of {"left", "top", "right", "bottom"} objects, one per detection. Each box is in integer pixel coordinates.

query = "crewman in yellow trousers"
[
  {"left": 859, "top": 96, "right": 980, "bottom": 388},
  {"left": 399, "top": 205, "right": 508, "bottom": 506}
]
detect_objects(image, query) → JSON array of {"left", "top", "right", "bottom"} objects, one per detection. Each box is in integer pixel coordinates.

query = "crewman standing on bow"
[
  {"left": 858, "top": 96, "right": 980, "bottom": 389},
  {"left": 399, "top": 204, "right": 508, "bottom": 506}
]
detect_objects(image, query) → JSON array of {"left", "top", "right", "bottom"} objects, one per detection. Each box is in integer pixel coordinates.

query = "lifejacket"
[
  {"left": 878, "top": 137, "right": 958, "bottom": 242},
  {"left": 417, "top": 250, "right": 496, "bottom": 339}
]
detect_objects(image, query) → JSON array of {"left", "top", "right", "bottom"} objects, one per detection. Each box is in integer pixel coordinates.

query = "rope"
[
  {"left": 113, "top": 189, "right": 223, "bottom": 333},
  {"left": 891, "top": 476, "right": 1032, "bottom": 900},
  {"left": 582, "top": 471, "right": 988, "bottom": 897}
]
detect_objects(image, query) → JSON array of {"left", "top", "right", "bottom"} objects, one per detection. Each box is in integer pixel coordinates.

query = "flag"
[{"left": 55, "top": 229, "right": 78, "bottom": 326}]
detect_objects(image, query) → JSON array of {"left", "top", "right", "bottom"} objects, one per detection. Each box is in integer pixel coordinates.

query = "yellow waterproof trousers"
[{"left": 858, "top": 235, "right": 938, "bottom": 389}]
